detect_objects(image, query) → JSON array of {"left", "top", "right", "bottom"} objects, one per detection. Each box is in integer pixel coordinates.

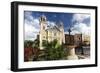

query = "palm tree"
[{"left": 43, "top": 39, "right": 65, "bottom": 60}]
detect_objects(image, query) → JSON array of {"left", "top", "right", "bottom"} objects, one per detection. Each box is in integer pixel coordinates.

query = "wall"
[{"left": 0, "top": 0, "right": 99, "bottom": 73}]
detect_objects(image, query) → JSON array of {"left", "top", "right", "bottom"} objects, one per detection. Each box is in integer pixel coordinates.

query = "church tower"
[{"left": 39, "top": 15, "right": 47, "bottom": 50}]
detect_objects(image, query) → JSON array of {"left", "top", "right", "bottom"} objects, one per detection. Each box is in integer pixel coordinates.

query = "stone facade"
[
  {"left": 74, "top": 34, "right": 82, "bottom": 46},
  {"left": 65, "top": 34, "right": 74, "bottom": 45},
  {"left": 65, "top": 34, "right": 90, "bottom": 46},
  {"left": 39, "top": 15, "right": 65, "bottom": 50}
]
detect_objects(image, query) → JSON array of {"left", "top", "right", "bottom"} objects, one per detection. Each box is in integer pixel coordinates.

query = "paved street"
[{"left": 75, "top": 46, "right": 90, "bottom": 59}]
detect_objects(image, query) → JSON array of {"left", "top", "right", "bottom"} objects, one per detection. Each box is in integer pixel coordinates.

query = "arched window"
[
  {"left": 43, "top": 26, "right": 45, "bottom": 29},
  {"left": 54, "top": 33, "right": 56, "bottom": 36}
]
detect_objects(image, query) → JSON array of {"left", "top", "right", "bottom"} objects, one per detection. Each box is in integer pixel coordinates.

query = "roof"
[
  {"left": 46, "top": 25, "right": 61, "bottom": 32},
  {"left": 45, "top": 22, "right": 64, "bottom": 32}
]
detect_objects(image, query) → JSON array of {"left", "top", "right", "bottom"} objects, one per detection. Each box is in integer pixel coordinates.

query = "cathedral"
[{"left": 39, "top": 15, "right": 65, "bottom": 50}]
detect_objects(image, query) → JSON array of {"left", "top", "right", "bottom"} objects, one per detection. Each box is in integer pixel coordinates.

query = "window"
[
  {"left": 54, "top": 33, "right": 56, "bottom": 36},
  {"left": 43, "top": 36, "right": 45, "bottom": 38},
  {"left": 43, "top": 26, "right": 45, "bottom": 29}
]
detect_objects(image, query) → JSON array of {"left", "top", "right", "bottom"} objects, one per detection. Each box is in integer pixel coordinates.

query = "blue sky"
[
  {"left": 25, "top": 11, "right": 73, "bottom": 31},
  {"left": 24, "top": 11, "right": 90, "bottom": 41}
]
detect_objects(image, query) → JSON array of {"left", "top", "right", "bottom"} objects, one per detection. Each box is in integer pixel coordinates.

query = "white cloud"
[
  {"left": 25, "top": 22, "right": 39, "bottom": 33},
  {"left": 24, "top": 11, "right": 34, "bottom": 21},
  {"left": 25, "top": 22, "right": 39, "bottom": 41},
  {"left": 33, "top": 19, "right": 40, "bottom": 29},
  {"left": 47, "top": 21, "right": 56, "bottom": 26},
  {"left": 24, "top": 11, "right": 40, "bottom": 41},
  {"left": 72, "top": 14, "right": 90, "bottom": 23},
  {"left": 71, "top": 23, "right": 90, "bottom": 35},
  {"left": 66, "top": 13, "right": 91, "bottom": 36}
]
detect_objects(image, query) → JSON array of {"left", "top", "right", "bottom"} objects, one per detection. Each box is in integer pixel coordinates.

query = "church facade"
[{"left": 39, "top": 15, "right": 65, "bottom": 50}]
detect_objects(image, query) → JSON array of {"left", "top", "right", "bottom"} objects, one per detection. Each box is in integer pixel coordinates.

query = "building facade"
[
  {"left": 65, "top": 34, "right": 90, "bottom": 46},
  {"left": 74, "top": 34, "right": 82, "bottom": 46},
  {"left": 65, "top": 34, "right": 74, "bottom": 45},
  {"left": 82, "top": 34, "right": 90, "bottom": 45},
  {"left": 39, "top": 15, "right": 65, "bottom": 50}
]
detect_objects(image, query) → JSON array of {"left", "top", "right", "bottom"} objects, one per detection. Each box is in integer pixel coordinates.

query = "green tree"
[
  {"left": 24, "top": 40, "right": 33, "bottom": 48},
  {"left": 32, "top": 39, "right": 39, "bottom": 49},
  {"left": 43, "top": 39, "right": 65, "bottom": 60}
]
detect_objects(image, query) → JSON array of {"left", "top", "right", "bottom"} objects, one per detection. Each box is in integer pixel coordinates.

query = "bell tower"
[
  {"left": 39, "top": 15, "right": 47, "bottom": 50},
  {"left": 39, "top": 15, "right": 47, "bottom": 30}
]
